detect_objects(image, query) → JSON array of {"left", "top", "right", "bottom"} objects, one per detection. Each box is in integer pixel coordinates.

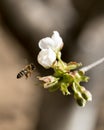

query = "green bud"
[
  {"left": 74, "top": 91, "right": 86, "bottom": 107},
  {"left": 80, "top": 86, "right": 86, "bottom": 92},
  {"left": 82, "top": 90, "right": 92, "bottom": 101},
  {"left": 74, "top": 91, "right": 82, "bottom": 99},
  {"left": 67, "top": 62, "right": 82, "bottom": 71},
  {"left": 76, "top": 98, "right": 86, "bottom": 107}
]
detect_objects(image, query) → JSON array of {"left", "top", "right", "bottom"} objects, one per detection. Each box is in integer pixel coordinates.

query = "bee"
[{"left": 17, "top": 63, "right": 35, "bottom": 79}]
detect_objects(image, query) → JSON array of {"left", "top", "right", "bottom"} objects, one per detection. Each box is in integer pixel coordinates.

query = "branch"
[{"left": 80, "top": 57, "right": 104, "bottom": 73}]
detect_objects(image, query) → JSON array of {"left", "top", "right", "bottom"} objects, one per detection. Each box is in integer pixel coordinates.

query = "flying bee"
[{"left": 17, "top": 63, "right": 35, "bottom": 79}]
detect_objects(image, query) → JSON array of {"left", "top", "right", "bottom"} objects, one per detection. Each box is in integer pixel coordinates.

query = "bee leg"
[
  {"left": 28, "top": 71, "right": 32, "bottom": 77},
  {"left": 26, "top": 72, "right": 31, "bottom": 79},
  {"left": 25, "top": 74, "right": 28, "bottom": 79}
]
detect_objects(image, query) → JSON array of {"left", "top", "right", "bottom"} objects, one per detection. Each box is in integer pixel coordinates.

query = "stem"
[
  {"left": 57, "top": 51, "right": 66, "bottom": 69},
  {"left": 80, "top": 57, "right": 104, "bottom": 73}
]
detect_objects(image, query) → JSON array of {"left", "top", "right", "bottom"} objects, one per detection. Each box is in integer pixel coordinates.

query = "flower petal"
[
  {"left": 38, "top": 31, "right": 64, "bottom": 51},
  {"left": 51, "top": 31, "right": 63, "bottom": 50},
  {"left": 37, "top": 48, "right": 56, "bottom": 68},
  {"left": 39, "top": 37, "right": 54, "bottom": 50}
]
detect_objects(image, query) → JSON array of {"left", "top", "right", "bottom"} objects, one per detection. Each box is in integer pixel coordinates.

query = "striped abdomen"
[{"left": 17, "top": 70, "right": 27, "bottom": 79}]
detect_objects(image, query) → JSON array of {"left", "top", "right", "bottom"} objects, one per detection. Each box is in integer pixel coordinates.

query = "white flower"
[
  {"left": 37, "top": 48, "right": 56, "bottom": 68},
  {"left": 39, "top": 31, "right": 63, "bottom": 51}
]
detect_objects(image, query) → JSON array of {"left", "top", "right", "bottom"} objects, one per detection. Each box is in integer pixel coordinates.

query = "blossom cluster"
[
  {"left": 38, "top": 31, "right": 63, "bottom": 68},
  {"left": 37, "top": 31, "right": 92, "bottom": 107}
]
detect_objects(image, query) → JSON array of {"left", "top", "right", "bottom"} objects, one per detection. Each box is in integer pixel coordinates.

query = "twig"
[{"left": 80, "top": 57, "right": 104, "bottom": 72}]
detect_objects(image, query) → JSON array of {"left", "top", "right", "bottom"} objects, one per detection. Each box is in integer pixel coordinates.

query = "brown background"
[{"left": 0, "top": 0, "right": 104, "bottom": 130}]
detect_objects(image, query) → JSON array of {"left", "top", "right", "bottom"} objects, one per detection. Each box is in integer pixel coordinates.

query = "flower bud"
[
  {"left": 82, "top": 90, "right": 92, "bottom": 101},
  {"left": 74, "top": 92, "right": 86, "bottom": 107},
  {"left": 76, "top": 98, "right": 86, "bottom": 107},
  {"left": 38, "top": 76, "right": 59, "bottom": 88}
]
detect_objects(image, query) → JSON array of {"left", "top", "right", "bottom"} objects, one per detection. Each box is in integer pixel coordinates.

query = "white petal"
[
  {"left": 38, "top": 31, "right": 64, "bottom": 52},
  {"left": 39, "top": 37, "right": 54, "bottom": 49},
  {"left": 37, "top": 48, "right": 56, "bottom": 68},
  {"left": 51, "top": 31, "right": 63, "bottom": 50}
]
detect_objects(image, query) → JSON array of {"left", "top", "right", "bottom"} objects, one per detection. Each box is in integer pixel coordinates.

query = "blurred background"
[{"left": 0, "top": 0, "right": 104, "bottom": 130}]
